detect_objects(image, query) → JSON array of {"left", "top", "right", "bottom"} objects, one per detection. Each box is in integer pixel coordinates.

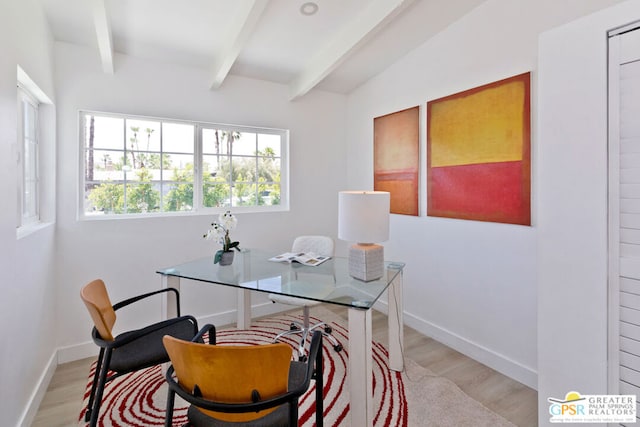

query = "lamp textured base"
[{"left": 349, "top": 244, "right": 384, "bottom": 281}]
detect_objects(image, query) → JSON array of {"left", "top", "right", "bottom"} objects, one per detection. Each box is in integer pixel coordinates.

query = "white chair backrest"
[{"left": 292, "top": 236, "right": 334, "bottom": 257}]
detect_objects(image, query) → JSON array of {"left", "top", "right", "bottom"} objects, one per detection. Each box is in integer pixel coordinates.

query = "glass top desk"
[{"left": 157, "top": 249, "right": 405, "bottom": 427}]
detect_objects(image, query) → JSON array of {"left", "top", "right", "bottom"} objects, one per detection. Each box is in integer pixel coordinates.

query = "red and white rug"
[{"left": 79, "top": 310, "right": 408, "bottom": 426}]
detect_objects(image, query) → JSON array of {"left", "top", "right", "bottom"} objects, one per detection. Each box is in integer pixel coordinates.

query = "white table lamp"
[{"left": 338, "top": 191, "right": 390, "bottom": 281}]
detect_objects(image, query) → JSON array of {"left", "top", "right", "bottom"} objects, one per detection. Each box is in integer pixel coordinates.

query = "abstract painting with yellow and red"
[
  {"left": 427, "top": 72, "right": 531, "bottom": 225},
  {"left": 374, "top": 106, "right": 420, "bottom": 216}
]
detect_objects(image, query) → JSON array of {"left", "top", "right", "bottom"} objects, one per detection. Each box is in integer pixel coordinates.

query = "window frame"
[
  {"left": 17, "top": 85, "right": 40, "bottom": 227},
  {"left": 79, "top": 111, "right": 289, "bottom": 220}
]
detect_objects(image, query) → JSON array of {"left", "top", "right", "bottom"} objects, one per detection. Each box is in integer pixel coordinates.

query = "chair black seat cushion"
[
  {"left": 110, "top": 317, "right": 197, "bottom": 372},
  {"left": 185, "top": 361, "right": 308, "bottom": 427}
]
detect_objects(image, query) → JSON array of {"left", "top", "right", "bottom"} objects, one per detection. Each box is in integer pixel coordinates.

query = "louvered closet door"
[{"left": 611, "top": 24, "right": 640, "bottom": 425}]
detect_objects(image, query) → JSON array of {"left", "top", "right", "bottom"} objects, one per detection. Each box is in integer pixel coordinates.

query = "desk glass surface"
[{"left": 157, "top": 249, "right": 404, "bottom": 309}]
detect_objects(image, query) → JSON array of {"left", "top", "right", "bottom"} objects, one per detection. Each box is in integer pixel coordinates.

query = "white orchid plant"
[{"left": 204, "top": 211, "right": 241, "bottom": 264}]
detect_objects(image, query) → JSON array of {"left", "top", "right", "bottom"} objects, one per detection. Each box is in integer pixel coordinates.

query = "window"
[
  {"left": 18, "top": 86, "right": 40, "bottom": 226},
  {"left": 16, "top": 65, "right": 55, "bottom": 237},
  {"left": 80, "top": 112, "right": 288, "bottom": 218}
]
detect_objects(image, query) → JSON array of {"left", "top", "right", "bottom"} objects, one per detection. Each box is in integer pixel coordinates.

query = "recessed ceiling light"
[{"left": 300, "top": 2, "right": 319, "bottom": 16}]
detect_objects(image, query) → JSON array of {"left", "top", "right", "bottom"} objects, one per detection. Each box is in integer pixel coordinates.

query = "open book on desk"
[{"left": 268, "top": 252, "right": 331, "bottom": 266}]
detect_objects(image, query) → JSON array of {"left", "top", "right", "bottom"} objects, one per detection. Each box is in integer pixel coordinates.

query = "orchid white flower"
[
  {"left": 218, "top": 211, "right": 238, "bottom": 231},
  {"left": 203, "top": 211, "right": 241, "bottom": 263}
]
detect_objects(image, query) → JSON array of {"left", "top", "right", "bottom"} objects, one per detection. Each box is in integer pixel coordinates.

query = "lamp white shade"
[{"left": 338, "top": 191, "right": 390, "bottom": 243}]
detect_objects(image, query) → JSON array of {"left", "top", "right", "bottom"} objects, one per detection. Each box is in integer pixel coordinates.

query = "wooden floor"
[{"left": 33, "top": 306, "right": 538, "bottom": 426}]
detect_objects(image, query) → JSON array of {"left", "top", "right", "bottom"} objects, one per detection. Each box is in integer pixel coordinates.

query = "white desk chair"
[{"left": 269, "top": 235, "right": 343, "bottom": 360}]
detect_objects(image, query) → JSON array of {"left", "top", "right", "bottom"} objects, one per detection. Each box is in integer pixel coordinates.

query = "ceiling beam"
[
  {"left": 210, "top": 0, "right": 269, "bottom": 90},
  {"left": 288, "top": 0, "right": 415, "bottom": 101},
  {"left": 92, "top": 0, "right": 114, "bottom": 74}
]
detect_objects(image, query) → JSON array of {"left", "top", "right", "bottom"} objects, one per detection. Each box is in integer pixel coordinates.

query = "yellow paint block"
[{"left": 429, "top": 81, "right": 525, "bottom": 167}]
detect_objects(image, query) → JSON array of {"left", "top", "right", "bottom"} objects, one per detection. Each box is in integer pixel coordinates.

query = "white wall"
[
  {"left": 0, "top": 0, "right": 58, "bottom": 426},
  {"left": 346, "top": 0, "right": 624, "bottom": 389},
  {"left": 538, "top": 1, "right": 640, "bottom": 425},
  {"left": 53, "top": 42, "right": 348, "bottom": 361},
  {"left": 5, "top": 0, "right": 635, "bottom": 423}
]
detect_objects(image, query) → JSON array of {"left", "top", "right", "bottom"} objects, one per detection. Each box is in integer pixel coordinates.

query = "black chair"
[
  {"left": 163, "top": 325, "right": 324, "bottom": 427},
  {"left": 80, "top": 279, "right": 201, "bottom": 427}
]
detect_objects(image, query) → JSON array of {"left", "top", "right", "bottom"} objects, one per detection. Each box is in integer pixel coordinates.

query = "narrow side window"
[{"left": 17, "top": 86, "right": 40, "bottom": 227}]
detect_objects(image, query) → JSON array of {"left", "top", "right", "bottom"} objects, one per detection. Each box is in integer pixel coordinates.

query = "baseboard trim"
[
  {"left": 373, "top": 299, "right": 537, "bottom": 390},
  {"left": 19, "top": 351, "right": 57, "bottom": 427},
  {"left": 57, "top": 340, "right": 97, "bottom": 364}
]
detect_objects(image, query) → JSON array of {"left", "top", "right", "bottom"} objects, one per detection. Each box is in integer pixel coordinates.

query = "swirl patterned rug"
[{"left": 78, "top": 307, "right": 514, "bottom": 426}]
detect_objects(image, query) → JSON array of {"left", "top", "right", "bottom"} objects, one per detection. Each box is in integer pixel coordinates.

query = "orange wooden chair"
[
  {"left": 80, "top": 279, "right": 200, "bottom": 427},
  {"left": 163, "top": 326, "right": 324, "bottom": 426}
]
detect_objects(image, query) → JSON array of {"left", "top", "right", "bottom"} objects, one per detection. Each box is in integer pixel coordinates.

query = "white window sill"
[
  {"left": 79, "top": 205, "right": 290, "bottom": 221},
  {"left": 17, "top": 221, "right": 54, "bottom": 240}
]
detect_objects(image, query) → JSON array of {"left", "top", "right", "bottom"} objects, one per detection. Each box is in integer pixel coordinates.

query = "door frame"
[{"left": 607, "top": 21, "right": 640, "bottom": 394}]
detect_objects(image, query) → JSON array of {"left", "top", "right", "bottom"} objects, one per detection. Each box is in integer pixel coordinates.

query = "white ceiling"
[{"left": 38, "top": 0, "right": 486, "bottom": 100}]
